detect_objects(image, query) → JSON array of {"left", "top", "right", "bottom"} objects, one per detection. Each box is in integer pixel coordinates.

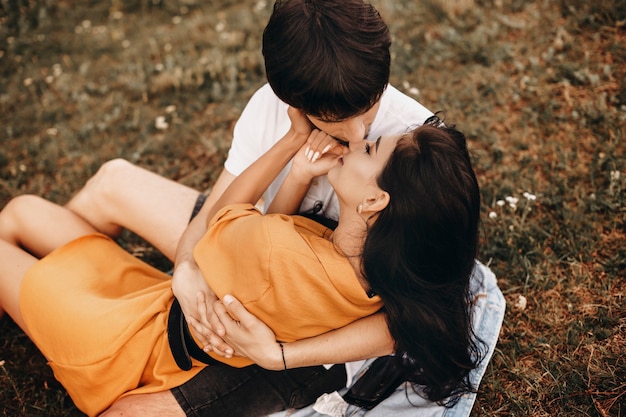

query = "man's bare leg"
[
  {"left": 65, "top": 159, "right": 201, "bottom": 260},
  {"left": 100, "top": 391, "right": 185, "bottom": 417}
]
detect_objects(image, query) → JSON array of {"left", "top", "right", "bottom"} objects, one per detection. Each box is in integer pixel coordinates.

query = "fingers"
[
  {"left": 213, "top": 295, "right": 281, "bottom": 369},
  {"left": 221, "top": 294, "right": 253, "bottom": 324},
  {"left": 190, "top": 292, "right": 233, "bottom": 357},
  {"left": 185, "top": 292, "right": 212, "bottom": 347},
  {"left": 303, "top": 130, "right": 339, "bottom": 163},
  {"left": 188, "top": 314, "right": 233, "bottom": 357}
]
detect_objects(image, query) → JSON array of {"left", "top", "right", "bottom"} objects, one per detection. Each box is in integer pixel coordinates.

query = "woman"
[{"left": 0, "top": 114, "right": 481, "bottom": 416}]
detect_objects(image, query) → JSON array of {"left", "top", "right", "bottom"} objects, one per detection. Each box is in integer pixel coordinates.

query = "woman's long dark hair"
[{"left": 362, "top": 119, "right": 483, "bottom": 405}]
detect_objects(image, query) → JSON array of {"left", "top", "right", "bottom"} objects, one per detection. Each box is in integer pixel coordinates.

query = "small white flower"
[
  {"left": 523, "top": 192, "right": 536, "bottom": 201},
  {"left": 610, "top": 170, "right": 620, "bottom": 180},
  {"left": 489, "top": 211, "right": 497, "bottom": 219},
  {"left": 155, "top": 116, "right": 169, "bottom": 130},
  {"left": 165, "top": 105, "right": 177, "bottom": 114},
  {"left": 505, "top": 196, "right": 519, "bottom": 205},
  {"left": 513, "top": 294, "right": 527, "bottom": 311},
  {"left": 52, "top": 64, "right": 63, "bottom": 76},
  {"left": 253, "top": 0, "right": 267, "bottom": 12},
  {"left": 496, "top": 200, "right": 505, "bottom": 207},
  {"left": 23, "top": 78, "right": 33, "bottom": 86}
]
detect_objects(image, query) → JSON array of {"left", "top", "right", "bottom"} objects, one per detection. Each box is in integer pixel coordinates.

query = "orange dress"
[{"left": 20, "top": 204, "right": 382, "bottom": 416}]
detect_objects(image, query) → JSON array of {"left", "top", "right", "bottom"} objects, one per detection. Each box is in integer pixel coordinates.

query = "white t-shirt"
[
  {"left": 225, "top": 83, "right": 433, "bottom": 221},
  {"left": 223, "top": 82, "right": 433, "bottom": 383}
]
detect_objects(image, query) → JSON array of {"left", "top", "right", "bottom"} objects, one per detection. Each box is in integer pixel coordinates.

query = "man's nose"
[
  {"left": 343, "top": 117, "right": 367, "bottom": 143},
  {"left": 347, "top": 140, "right": 364, "bottom": 153}
]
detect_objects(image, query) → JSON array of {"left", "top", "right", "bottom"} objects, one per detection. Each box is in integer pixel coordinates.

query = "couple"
[
  {"left": 0, "top": 114, "right": 481, "bottom": 417},
  {"left": 0, "top": 0, "right": 500, "bottom": 416}
]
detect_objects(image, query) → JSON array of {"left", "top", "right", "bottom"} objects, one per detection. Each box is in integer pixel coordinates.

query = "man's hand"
[
  {"left": 287, "top": 106, "right": 314, "bottom": 137},
  {"left": 171, "top": 261, "right": 234, "bottom": 357},
  {"left": 212, "top": 295, "right": 284, "bottom": 370}
]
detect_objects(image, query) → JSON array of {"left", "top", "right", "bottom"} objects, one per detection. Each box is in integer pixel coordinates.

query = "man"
[{"left": 68, "top": 1, "right": 433, "bottom": 415}]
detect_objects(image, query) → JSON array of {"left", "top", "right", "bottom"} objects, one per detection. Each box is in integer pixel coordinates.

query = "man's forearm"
[{"left": 280, "top": 312, "right": 394, "bottom": 369}]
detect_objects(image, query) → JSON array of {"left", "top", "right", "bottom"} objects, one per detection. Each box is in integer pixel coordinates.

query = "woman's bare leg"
[
  {"left": 0, "top": 195, "right": 98, "bottom": 257},
  {"left": 0, "top": 239, "right": 37, "bottom": 331},
  {"left": 0, "top": 195, "right": 99, "bottom": 320},
  {"left": 65, "top": 159, "right": 201, "bottom": 260}
]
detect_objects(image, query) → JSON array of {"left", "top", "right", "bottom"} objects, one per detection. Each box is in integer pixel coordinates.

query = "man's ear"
[{"left": 362, "top": 191, "right": 390, "bottom": 214}]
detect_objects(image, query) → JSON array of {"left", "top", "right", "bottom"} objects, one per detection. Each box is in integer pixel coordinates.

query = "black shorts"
[
  {"left": 171, "top": 362, "right": 347, "bottom": 417},
  {"left": 172, "top": 194, "right": 347, "bottom": 417}
]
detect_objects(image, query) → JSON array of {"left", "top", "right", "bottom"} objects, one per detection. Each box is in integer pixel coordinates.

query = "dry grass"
[{"left": 1, "top": 0, "right": 625, "bottom": 415}]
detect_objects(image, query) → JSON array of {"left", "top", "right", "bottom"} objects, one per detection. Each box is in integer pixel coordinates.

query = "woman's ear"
[{"left": 362, "top": 191, "right": 390, "bottom": 214}]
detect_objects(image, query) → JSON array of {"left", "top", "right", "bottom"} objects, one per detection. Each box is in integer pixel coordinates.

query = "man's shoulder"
[
  {"left": 239, "top": 83, "right": 290, "bottom": 125},
  {"left": 383, "top": 84, "right": 429, "bottom": 111},
  {"left": 248, "top": 83, "right": 284, "bottom": 107},
  {"left": 372, "top": 84, "right": 433, "bottom": 134}
]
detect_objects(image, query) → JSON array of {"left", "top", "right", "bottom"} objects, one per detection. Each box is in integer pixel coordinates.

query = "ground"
[{"left": 0, "top": 0, "right": 625, "bottom": 416}]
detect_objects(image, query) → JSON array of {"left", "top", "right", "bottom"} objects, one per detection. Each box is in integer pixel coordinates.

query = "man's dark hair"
[{"left": 262, "top": 0, "right": 391, "bottom": 121}]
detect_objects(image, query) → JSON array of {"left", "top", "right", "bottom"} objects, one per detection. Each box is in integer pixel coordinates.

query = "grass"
[{"left": 1, "top": 0, "right": 625, "bottom": 415}]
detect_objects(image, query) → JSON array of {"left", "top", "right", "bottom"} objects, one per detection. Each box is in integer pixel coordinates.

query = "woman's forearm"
[
  {"left": 266, "top": 172, "right": 312, "bottom": 215},
  {"left": 204, "top": 129, "right": 308, "bottom": 226}
]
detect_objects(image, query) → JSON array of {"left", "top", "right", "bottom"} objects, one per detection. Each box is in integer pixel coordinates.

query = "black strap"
[{"left": 167, "top": 298, "right": 220, "bottom": 371}]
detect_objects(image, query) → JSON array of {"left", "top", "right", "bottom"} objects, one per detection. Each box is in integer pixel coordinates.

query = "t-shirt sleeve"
[{"left": 224, "top": 84, "right": 288, "bottom": 176}]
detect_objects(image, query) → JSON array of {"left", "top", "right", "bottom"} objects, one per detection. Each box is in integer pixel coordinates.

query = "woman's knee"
[{"left": 0, "top": 195, "right": 47, "bottom": 242}]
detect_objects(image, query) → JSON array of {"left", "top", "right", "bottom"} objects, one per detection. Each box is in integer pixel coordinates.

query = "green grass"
[{"left": 1, "top": 0, "right": 625, "bottom": 415}]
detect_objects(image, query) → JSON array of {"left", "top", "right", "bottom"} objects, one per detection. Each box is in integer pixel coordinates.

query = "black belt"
[{"left": 167, "top": 297, "right": 220, "bottom": 371}]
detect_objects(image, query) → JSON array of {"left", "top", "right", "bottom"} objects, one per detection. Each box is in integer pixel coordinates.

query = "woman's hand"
[
  {"left": 291, "top": 130, "right": 345, "bottom": 181},
  {"left": 287, "top": 106, "right": 345, "bottom": 165},
  {"left": 211, "top": 295, "right": 284, "bottom": 370}
]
